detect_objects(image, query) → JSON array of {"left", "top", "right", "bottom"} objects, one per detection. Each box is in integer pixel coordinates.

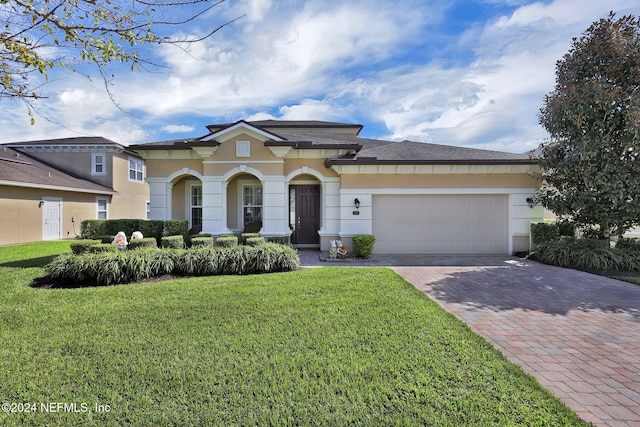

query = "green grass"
[{"left": 0, "top": 241, "right": 588, "bottom": 426}]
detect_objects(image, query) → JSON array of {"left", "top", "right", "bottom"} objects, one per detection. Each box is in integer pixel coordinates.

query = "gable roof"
[
  {"left": 130, "top": 120, "right": 536, "bottom": 165},
  {"left": 0, "top": 146, "right": 117, "bottom": 195},
  {"left": 4, "top": 136, "right": 143, "bottom": 158}
]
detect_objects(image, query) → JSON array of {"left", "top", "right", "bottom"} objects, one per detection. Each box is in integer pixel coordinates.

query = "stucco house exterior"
[
  {"left": 1, "top": 137, "right": 149, "bottom": 245},
  {"left": 130, "top": 120, "right": 544, "bottom": 254}
]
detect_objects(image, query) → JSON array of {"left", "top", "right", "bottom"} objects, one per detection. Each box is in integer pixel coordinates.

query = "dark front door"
[{"left": 290, "top": 185, "right": 320, "bottom": 245}]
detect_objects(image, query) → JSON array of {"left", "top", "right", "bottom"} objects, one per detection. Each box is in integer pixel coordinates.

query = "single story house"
[
  {"left": 130, "top": 120, "right": 544, "bottom": 254},
  {"left": 1, "top": 137, "right": 149, "bottom": 245}
]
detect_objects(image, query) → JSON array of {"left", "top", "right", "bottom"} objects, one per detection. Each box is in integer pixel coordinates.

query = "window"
[
  {"left": 236, "top": 140, "right": 250, "bottom": 157},
  {"left": 92, "top": 153, "right": 106, "bottom": 175},
  {"left": 129, "top": 158, "right": 144, "bottom": 182},
  {"left": 190, "top": 185, "right": 203, "bottom": 229},
  {"left": 146, "top": 201, "right": 151, "bottom": 220},
  {"left": 242, "top": 184, "right": 262, "bottom": 227},
  {"left": 96, "top": 198, "right": 109, "bottom": 219}
]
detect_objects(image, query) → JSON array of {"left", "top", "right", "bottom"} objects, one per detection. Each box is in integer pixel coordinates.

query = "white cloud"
[
  {"left": 162, "top": 124, "right": 196, "bottom": 133},
  {"left": 2, "top": 0, "right": 637, "bottom": 153}
]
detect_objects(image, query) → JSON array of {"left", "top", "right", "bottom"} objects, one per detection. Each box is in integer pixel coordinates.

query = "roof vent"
[{"left": 48, "top": 172, "right": 52, "bottom": 177}]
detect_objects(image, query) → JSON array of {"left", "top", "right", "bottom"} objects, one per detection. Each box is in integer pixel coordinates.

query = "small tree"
[
  {"left": 537, "top": 12, "right": 640, "bottom": 239},
  {"left": 1, "top": 0, "right": 241, "bottom": 119}
]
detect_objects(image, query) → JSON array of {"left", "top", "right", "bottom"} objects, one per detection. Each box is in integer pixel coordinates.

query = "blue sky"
[{"left": 1, "top": 0, "right": 637, "bottom": 153}]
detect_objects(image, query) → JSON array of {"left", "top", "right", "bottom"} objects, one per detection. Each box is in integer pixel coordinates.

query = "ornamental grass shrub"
[
  {"left": 45, "top": 244, "right": 300, "bottom": 286},
  {"left": 536, "top": 238, "right": 640, "bottom": 271}
]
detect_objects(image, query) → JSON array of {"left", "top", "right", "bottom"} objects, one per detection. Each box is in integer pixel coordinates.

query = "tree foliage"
[
  {"left": 0, "top": 0, "right": 238, "bottom": 111},
  {"left": 537, "top": 12, "right": 640, "bottom": 238}
]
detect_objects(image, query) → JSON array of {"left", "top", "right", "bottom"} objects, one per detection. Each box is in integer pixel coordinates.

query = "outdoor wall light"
[
  {"left": 354, "top": 198, "right": 361, "bottom": 210},
  {"left": 526, "top": 197, "right": 536, "bottom": 209}
]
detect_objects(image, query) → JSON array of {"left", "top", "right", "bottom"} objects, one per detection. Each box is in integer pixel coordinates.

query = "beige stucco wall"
[
  {"left": 341, "top": 173, "right": 540, "bottom": 189},
  {"left": 145, "top": 158, "right": 203, "bottom": 178},
  {"left": 110, "top": 155, "right": 149, "bottom": 219},
  {"left": 284, "top": 158, "right": 337, "bottom": 178},
  {"left": 0, "top": 186, "right": 104, "bottom": 245},
  {"left": 213, "top": 135, "right": 278, "bottom": 161}
]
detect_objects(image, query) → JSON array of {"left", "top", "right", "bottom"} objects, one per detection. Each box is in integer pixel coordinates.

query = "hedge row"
[
  {"left": 536, "top": 238, "right": 640, "bottom": 271},
  {"left": 80, "top": 219, "right": 189, "bottom": 244},
  {"left": 46, "top": 244, "right": 300, "bottom": 286}
]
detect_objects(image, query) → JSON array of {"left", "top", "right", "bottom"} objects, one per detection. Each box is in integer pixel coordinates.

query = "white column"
[
  {"left": 261, "top": 177, "right": 289, "bottom": 237},
  {"left": 147, "top": 179, "right": 169, "bottom": 220},
  {"left": 165, "top": 183, "right": 173, "bottom": 220},
  {"left": 202, "top": 177, "right": 231, "bottom": 235}
]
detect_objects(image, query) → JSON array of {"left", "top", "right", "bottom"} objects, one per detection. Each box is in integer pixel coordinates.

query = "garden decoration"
[
  {"left": 112, "top": 231, "right": 128, "bottom": 251},
  {"left": 329, "top": 240, "right": 347, "bottom": 259},
  {"left": 131, "top": 231, "right": 144, "bottom": 240}
]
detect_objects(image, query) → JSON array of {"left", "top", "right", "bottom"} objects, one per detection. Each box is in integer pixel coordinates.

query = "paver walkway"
[
  {"left": 392, "top": 260, "right": 640, "bottom": 427},
  {"left": 298, "top": 251, "right": 640, "bottom": 426}
]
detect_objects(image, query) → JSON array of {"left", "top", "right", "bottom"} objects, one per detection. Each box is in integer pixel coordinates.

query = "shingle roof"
[
  {"left": 132, "top": 120, "right": 536, "bottom": 165},
  {"left": 5, "top": 136, "right": 125, "bottom": 148},
  {"left": 0, "top": 146, "right": 116, "bottom": 194},
  {"left": 206, "top": 120, "right": 363, "bottom": 134}
]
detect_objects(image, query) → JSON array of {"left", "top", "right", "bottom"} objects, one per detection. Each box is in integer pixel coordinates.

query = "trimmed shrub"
[
  {"left": 70, "top": 240, "right": 102, "bottom": 255},
  {"left": 267, "top": 236, "right": 290, "bottom": 245},
  {"left": 164, "top": 220, "right": 189, "bottom": 240},
  {"left": 191, "top": 236, "right": 214, "bottom": 248},
  {"left": 615, "top": 238, "right": 640, "bottom": 252},
  {"left": 216, "top": 235, "right": 238, "bottom": 247},
  {"left": 352, "top": 234, "right": 376, "bottom": 258},
  {"left": 531, "top": 221, "right": 559, "bottom": 247},
  {"left": 162, "top": 235, "right": 184, "bottom": 249},
  {"left": 138, "top": 220, "right": 165, "bottom": 243},
  {"left": 241, "top": 233, "right": 260, "bottom": 245},
  {"left": 246, "top": 237, "right": 266, "bottom": 247},
  {"left": 128, "top": 238, "right": 158, "bottom": 250},
  {"left": 87, "top": 244, "right": 119, "bottom": 254},
  {"left": 557, "top": 219, "right": 575, "bottom": 238},
  {"left": 80, "top": 220, "right": 106, "bottom": 239},
  {"left": 187, "top": 233, "right": 212, "bottom": 247}
]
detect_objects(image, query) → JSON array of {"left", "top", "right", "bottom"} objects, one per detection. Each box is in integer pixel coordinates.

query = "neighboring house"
[
  {"left": 1, "top": 137, "right": 149, "bottom": 245},
  {"left": 130, "top": 120, "right": 544, "bottom": 254}
]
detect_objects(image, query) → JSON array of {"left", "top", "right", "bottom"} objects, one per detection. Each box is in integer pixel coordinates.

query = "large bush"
[
  {"left": 536, "top": 238, "right": 639, "bottom": 271},
  {"left": 45, "top": 244, "right": 300, "bottom": 286}
]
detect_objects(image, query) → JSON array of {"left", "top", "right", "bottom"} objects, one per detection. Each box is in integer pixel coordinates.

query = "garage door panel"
[{"left": 372, "top": 194, "right": 508, "bottom": 254}]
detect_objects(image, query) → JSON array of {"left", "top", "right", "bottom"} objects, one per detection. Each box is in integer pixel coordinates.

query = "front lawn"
[{"left": 0, "top": 241, "right": 587, "bottom": 426}]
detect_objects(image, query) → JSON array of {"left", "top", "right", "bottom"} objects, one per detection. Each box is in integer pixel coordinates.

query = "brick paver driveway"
[{"left": 393, "top": 259, "right": 640, "bottom": 427}]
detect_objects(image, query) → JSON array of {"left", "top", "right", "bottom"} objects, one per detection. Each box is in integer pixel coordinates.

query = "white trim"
[
  {"left": 238, "top": 180, "right": 263, "bottom": 231},
  {"left": 96, "top": 196, "right": 109, "bottom": 219},
  {"left": 42, "top": 196, "right": 63, "bottom": 241},
  {"left": 222, "top": 165, "right": 266, "bottom": 182},
  {"left": 200, "top": 121, "right": 285, "bottom": 142},
  {"left": 202, "top": 160, "right": 284, "bottom": 164},
  {"left": 343, "top": 187, "right": 538, "bottom": 195},
  {"left": 0, "top": 180, "right": 116, "bottom": 195},
  {"left": 185, "top": 181, "right": 203, "bottom": 229},
  {"left": 128, "top": 157, "right": 145, "bottom": 183},
  {"left": 236, "top": 140, "right": 251, "bottom": 157},
  {"left": 164, "top": 168, "right": 204, "bottom": 183},
  {"left": 91, "top": 153, "right": 106, "bottom": 176}
]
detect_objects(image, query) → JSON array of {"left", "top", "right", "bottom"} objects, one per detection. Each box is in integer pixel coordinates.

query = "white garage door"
[{"left": 372, "top": 194, "right": 508, "bottom": 254}]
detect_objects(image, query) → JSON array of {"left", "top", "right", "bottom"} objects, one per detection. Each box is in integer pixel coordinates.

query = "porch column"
[
  {"left": 261, "top": 176, "right": 289, "bottom": 237},
  {"left": 202, "top": 177, "right": 231, "bottom": 236},
  {"left": 165, "top": 183, "right": 173, "bottom": 220},
  {"left": 147, "top": 178, "right": 169, "bottom": 220}
]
